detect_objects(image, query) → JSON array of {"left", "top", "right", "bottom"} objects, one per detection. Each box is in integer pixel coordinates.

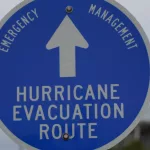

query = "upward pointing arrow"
[{"left": 46, "top": 15, "right": 89, "bottom": 78}]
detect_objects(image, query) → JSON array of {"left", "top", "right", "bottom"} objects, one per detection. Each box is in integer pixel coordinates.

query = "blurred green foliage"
[
  {"left": 122, "top": 141, "right": 144, "bottom": 150},
  {"left": 110, "top": 141, "right": 145, "bottom": 150}
]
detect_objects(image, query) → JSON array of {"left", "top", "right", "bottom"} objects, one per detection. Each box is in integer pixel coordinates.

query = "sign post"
[{"left": 0, "top": 0, "right": 149, "bottom": 150}]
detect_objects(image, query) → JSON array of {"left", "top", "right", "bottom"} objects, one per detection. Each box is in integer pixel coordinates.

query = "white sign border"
[{"left": 0, "top": 0, "right": 149, "bottom": 150}]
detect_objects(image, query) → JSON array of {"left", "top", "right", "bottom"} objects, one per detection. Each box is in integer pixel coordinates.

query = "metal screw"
[
  {"left": 63, "top": 133, "right": 70, "bottom": 141},
  {"left": 66, "top": 6, "right": 73, "bottom": 14}
]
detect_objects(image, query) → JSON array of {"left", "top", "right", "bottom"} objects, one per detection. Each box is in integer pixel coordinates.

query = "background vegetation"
[{"left": 110, "top": 141, "right": 145, "bottom": 150}]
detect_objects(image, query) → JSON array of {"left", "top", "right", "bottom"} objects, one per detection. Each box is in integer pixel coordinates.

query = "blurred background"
[{"left": 0, "top": 0, "right": 149, "bottom": 149}]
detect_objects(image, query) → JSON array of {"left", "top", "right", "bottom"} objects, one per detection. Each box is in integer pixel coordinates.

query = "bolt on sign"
[{"left": 0, "top": 0, "right": 149, "bottom": 150}]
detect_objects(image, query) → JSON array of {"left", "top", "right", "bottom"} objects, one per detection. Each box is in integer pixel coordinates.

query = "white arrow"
[{"left": 46, "top": 15, "right": 89, "bottom": 78}]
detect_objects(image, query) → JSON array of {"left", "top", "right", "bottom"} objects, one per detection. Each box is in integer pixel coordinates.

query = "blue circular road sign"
[{"left": 0, "top": 0, "right": 149, "bottom": 150}]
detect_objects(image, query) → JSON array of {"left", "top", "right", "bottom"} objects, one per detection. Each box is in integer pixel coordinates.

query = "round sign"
[{"left": 0, "top": 0, "right": 149, "bottom": 150}]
